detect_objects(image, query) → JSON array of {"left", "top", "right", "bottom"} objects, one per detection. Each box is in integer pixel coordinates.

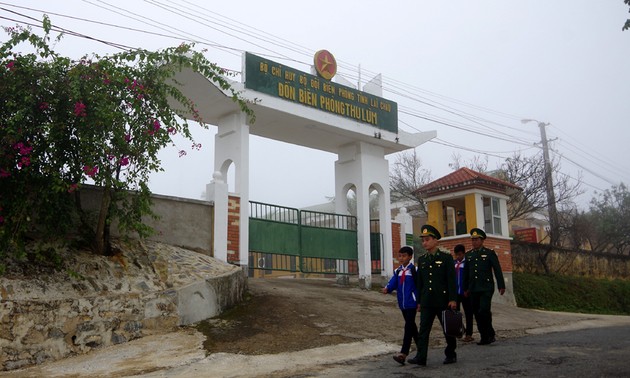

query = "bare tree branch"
[
  {"left": 498, "top": 152, "right": 583, "bottom": 222},
  {"left": 449, "top": 153, "right": 488, "bottom": 173},
  {"left": 389, "top": 149, "right": 431, "bottom": 214}
]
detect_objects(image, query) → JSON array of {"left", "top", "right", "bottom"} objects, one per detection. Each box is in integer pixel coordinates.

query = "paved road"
[
  {"left": 297, "top": 325, "right": 630, "bottom": 378},
  {"left": 4, "top": 278, "right": 630, "bottom": 377}
]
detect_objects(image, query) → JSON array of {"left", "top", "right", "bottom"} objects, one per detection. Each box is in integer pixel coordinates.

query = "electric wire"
[
  {"left": 0, "top": 1, "right": 243, "bottom": 55},
  {"left": 1, "top": 1, "right": 538, "bottom": 146},
  {"left": 0, "top": 1, "right": 623, "bottom": 196},
  {"left": 551, "top": 149, "right": 618, "bottom": 187},
  {"left": 147, "top": 0, "right": 310, "bottom": 60},
  {"left": 398, "top": 118, "right": 605, "bottom": 193},
  {"left": 399, "top": 108, "right": 534, "bottom": 147},
  {"left": 554, "top": 139, "right": 629, "bottom": 184},
  {"left": 0, "top": 10, "right": 132, "bottom": 50},
  {"left": 180, "top": 0, "right": 313, "bottom": 58},
  {"left": 81, "top": 0, "right": 241, "bottom": 57},
  {"left": 550, "top": 127, "right": 629, "bottom": 179},
  {"left": 141, "top": 0, "right": 294, "bottom": 61}
]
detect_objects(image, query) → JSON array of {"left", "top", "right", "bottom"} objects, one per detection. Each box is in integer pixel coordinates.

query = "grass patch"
[{"left": 513, "top": 272, "right": 630, "bottom": 315}]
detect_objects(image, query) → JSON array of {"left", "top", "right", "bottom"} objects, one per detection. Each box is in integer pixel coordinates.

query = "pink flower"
[
  {"left": 6, "top": 61, "right": 15, "bottom": 71},
  {"left": 178, "top": 150, "right": 187, "bottom": 157},
  {"left": 147, "top": 119, "right": 161, "bottom": 136},
  {"left": 82, "top": 165, "right": 98, "bottom": 178},
  {"left": 167, "top": 127, "right": 176, "bottom": 135},
  {"left": 124, "top": 134, "right": 132, "bottom": 143},
  {"left": 14, "top": 142, "right": 32, "bottom": 155},
  {"left": 191, "top": 107, "right": 201, "bottom": 122},
  {"left": 39, "top": 102, "right": 49, "bottom": 110},
  {"left": 74, "top": 102, "right": 87, "bottom": 117},
  {"left": 19, "top": 156, "right": 31, "bottom": 167},
  {"left": 0, "top": 168, "right": 10, "bottom": 178},
  {"left": 119, "top": 157, "right": 129, "bottom": 166},
  {"left": 68, "top": 183, "right": 78, "bottom": 193},
  {"left": 13, "top": 142, "right": 33, "bottom": 169}
]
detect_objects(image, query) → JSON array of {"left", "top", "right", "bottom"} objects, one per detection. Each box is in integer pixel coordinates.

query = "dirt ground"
[
  {"left": 193, "top": 277, "right": 444, "bottom": 356},
  {"left": 8, "top": 276, "right": 630, "bottom": 377}
]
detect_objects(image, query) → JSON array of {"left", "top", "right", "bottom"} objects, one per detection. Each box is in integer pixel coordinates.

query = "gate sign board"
[
  {"left": 513, "top": 227, "right": 538, "bottom": 243},
  {"left": 244, "top": 52, "right": 398, "bottom": 133}
]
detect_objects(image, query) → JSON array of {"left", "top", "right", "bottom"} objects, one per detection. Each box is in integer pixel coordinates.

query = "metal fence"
[{"left": 249, "top": 201, "right": 358, "bottom": 275}]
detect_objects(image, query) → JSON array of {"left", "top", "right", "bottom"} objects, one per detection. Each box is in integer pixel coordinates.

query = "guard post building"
[{"left": 416, "top": 168, "right": 521, "bottom": 305}]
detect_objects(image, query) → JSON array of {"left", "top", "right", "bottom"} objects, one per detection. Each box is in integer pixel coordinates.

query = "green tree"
[
  {"left": 624, "top": 0, "right": 630, "bottom": 31},
  {"left": 589, "top": 183, "right": 630, "bottom": 254},
  {"left": 0, "top": 19, "right": 252, "bottom": 265}
]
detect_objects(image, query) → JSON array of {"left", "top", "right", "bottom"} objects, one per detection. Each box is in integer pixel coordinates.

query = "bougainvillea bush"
[{"left": 0, "top": 17, "right": 252, "bottom": 271}]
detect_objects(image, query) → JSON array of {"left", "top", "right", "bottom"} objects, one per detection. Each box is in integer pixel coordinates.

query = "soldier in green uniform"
[
  {"left": 408, "top": 225, "right": 458, "bottom": 366},
  {"left": 463, "top": 227, "right": 506, "bottom": 345}
]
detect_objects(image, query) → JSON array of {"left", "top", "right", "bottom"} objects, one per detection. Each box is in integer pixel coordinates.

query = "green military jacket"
[
  {"left": 415, "top": 249, "right": 457, "bottom": 308},
  {"left": 463, "top": 246, "right": 506, "bottom": 293}
]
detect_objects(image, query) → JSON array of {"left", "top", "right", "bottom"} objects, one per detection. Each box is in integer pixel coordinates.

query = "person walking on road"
[
  {"left": 454, "top": 244, "right": 475, "bottom": 342},
  {"left": 463, "top": 228, "right": 506, "bottom": 345},
  {"left": 382, "top": 246, "right": 419, "bottom": 365},
  {"left": 408, "top": 225, "right": 458, "bottom": 366}
]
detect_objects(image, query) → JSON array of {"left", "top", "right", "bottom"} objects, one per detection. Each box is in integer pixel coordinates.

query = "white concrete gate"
[{"left": 173, "top": 51, "right": 435, "bottom": 289}]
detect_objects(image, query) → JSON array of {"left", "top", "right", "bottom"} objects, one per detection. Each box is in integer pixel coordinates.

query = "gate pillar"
[
  {"left": 214, "top": 112, "right": 250, "bottom": 267},
  {"left": 335, "top": 142, "right": 393, "bottom": 289},
  {"left": 206, "top": 171, "right": 228, "bottom": 262}
]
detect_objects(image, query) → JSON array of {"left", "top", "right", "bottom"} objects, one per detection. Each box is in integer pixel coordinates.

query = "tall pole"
[
  {"left": 537, "top": 122, "right": 559, "bottom": 246},
  {"left": 522, "top": 119, "right": 560, "bottom": 247}
]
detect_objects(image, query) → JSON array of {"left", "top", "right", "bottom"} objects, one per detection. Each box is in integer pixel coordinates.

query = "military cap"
[
  {"left": 470, "top": 227, "right": 487, "bottom": 239},
  {"left": 420, "top": 224, "right": 441, "bottom": 240}
]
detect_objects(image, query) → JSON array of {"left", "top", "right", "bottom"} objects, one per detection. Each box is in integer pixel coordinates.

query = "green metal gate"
[
  {"left": 249, "top": 201, "right": 358, "bottom": 275},
  {"left": 370, "top": 219, "right": 383, "bottom": 274}
]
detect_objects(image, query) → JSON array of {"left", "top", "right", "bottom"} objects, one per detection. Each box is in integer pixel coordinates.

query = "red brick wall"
[
  {"left": 391, "top": 223, "right": 401, "bottom": 267},
  {"left": 227, "top": 195, "right": 240, "bottom": 263},
  {"left": 439, "top": 236, "right": 513, "bottom": 273}
]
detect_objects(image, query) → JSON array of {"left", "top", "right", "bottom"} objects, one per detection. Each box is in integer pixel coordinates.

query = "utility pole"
[{"left": 522, "top": 119, "right": 560, "bottom": 247}]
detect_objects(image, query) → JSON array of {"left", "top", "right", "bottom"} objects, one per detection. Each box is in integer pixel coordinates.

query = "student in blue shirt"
[
  {"left": 454, "top": 244, "right": 475, "bottom": 342},
  {"left": 382, "top": 246, "right": 419, "bottom": 365}
]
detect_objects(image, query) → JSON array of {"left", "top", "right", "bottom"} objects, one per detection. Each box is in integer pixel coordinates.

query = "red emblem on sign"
[{"left": 314, "top": 50, "right": 337, "bottom": 80}]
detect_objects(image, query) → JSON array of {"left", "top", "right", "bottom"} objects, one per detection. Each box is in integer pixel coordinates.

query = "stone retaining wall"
[
  {"left": 511, "top": 242, "right": 630, "bottom": 280},
  {"left": 0, "top": 241, "right": 246, "bottom": 371}
]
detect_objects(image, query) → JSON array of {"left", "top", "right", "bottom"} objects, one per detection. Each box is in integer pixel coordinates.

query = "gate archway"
[{"left": 173, "top": 51, "right": 436, "bottom": 288}]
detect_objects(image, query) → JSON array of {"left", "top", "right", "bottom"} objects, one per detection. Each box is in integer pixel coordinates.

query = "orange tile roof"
[{"left": 416, "top": 167, "right": 522, "bottom": 197}]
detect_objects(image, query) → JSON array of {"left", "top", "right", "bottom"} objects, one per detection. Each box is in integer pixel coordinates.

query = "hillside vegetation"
[{"left": 513, "top": 272, "right": 630, "bottom": 315}]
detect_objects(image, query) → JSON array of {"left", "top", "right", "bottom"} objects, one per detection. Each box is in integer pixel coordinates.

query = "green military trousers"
[
  {"left": 415, "top": 306, "right": 457, "bottom": 364},
  {"left": 470, "top": 290, "right": 495, "bottom": 341}
]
